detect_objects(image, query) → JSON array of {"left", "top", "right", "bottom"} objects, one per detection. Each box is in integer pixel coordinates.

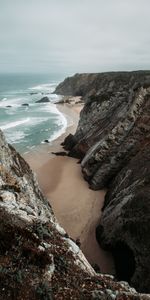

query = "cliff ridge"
[{"left": 57, "top": 71, "right": 150, "bottom": 293}]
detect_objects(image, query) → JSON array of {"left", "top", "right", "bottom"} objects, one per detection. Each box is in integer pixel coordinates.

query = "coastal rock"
[
  {"left": 0, "top": 131, "right": 149, "bottom": 299},
  {"left": 36, "top": 96, "right": 50, "bottom": 103},
  {"left": 57, "top": 96, "right": 83, "bottom": 105},
  {"left": 57, "top": 71, "right": 150, "bottom": 292},
  {"left": 22, "top": 103, "right": 29, "bottom": 106},
  {"left": 30, "top": 92, "right": 38, "bottom": 95},
  {"left": 55, "top": 73, "right": 103, "bottom": 97},
  {"left": 96, "top": 143, "right": 150, "bottom": 293},
  {"left": 51, "top": 151, "right": 68, "bottom": 156},
  {"left": 44, "top": 139, "right": 50, "bottom": 143}
]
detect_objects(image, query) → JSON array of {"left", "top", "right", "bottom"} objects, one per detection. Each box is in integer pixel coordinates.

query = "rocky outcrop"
[
  {"left": 57, "top": 71, "right": 150, "bottom": 293},
  {"left": 96, "top": 142, "right": 150, "bottom": 293},
  {"left": 1, "top": 130, "right": 148, "bottom": 299},
  {"left": 36, "top": 96, "right": 50, "bottom": 103}
]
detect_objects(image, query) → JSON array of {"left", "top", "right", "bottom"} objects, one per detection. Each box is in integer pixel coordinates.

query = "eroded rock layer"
[
  {"left": 97, "top": 142, "right": 150, "bottom": 293},
  {"left": 1, "top": 130, "right": 148, "bottom": 299},
  {"left": 56, "top": 71, "right": 150, "bottom": 293}
]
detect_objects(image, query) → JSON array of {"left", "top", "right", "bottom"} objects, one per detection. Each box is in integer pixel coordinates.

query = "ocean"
[{"left": 0, "top": 73, "right": 67, "bottom": 153}]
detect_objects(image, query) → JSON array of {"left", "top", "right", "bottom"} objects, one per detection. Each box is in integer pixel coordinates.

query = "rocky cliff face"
[
  {"left": 56, "top": 71, "right": 150, "bottom": 293},
  {"left": 1, "top": 130, "right": 149, "bottom": 299}
]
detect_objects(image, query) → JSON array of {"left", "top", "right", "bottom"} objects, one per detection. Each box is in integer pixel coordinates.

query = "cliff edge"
[
  {"left": 1, "top": 130, "right": 149, "bottom": 299},
  {"left": 56, "top": 71, "right": 150, "bottom": 293}
]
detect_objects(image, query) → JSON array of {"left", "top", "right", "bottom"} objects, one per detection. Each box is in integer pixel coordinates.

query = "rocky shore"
[
  {"left": 55, "top": 71, "right": 150, "bottom": 293},
  {"left": 1, "top": 130, "right": 150, "bottom": 299},
  {"left": 1, "top": 71, "right": 150, "bottom": 299}
]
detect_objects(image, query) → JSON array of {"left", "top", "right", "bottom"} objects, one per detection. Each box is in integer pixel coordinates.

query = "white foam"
[
  {"left": 48, "top": 105, "right": 68, "bottom": 142},
  {"left": 5, "top": 131, "right": 26, "bottom": 143},
  {"left": 29, "top": 117, "right": 49, "bottom": 126},
  {"left": 29, "top": 83, "right": 58, "bottom": 94},
  {"left": 0, "top": 118, "right": 30, "bottom": 130},
  {"left": 38, "top": 102, "right": 59, "bottom": 114},
  {"left": 0, "top": 97, "right": 24, "bottom": 108},
  {"left": 49, "top": 94, "right": 62, "bottom": 103},
  {"left": 0, "top": 81, "right": 68, "bottom": 150}
]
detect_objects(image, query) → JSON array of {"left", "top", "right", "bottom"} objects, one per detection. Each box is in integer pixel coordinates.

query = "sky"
[{"left": 0, "top": 0, "right": 150, "bottom": 74}]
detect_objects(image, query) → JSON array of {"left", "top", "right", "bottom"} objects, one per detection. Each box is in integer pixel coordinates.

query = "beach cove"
[{"left": 24, "top": 101, "right": 115, "bottom": 274}]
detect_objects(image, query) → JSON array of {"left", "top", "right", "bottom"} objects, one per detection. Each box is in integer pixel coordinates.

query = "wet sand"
[{"left": 24, "top": 103, "right": 114, "bottom": 274}]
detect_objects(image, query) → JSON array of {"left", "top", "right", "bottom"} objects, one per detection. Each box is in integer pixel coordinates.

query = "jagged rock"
[
  {"left": 57, "top": 71, "right": 150, "bottom": 293},
  {"left": 0, "top": 131, "right": 149, "bottom": 299},
  {"left": 97, "top": 143, "right": 150, "bottom": 293},
  {"left": 60, "top": 72, "right": 150, "bottom": 163},
  {"left": 61, "top": 133, "right": 77, "bottom": 150},
  {"left": 36, "top": 96, "right": 50, "bottom": 103},
  {"left": 54, "top": 72, "right": 105, "bottom": 97}
]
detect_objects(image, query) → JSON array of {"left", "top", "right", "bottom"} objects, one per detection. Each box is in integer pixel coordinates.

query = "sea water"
[{"left": 0, "top": 73, "right": 66, "bottom": 153}]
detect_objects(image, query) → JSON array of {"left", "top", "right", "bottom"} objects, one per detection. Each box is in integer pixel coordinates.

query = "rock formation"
[
  {"left": 56, "top": 71, "right": 150, "bottom": 293},
  {"left": 1, "top": 130, "right": 149, "bottom": 299},
  {"left": 36, "top": 96, "right": 50, "bottom": 103},
  {"left": 22, "top": 103, "right": 29, "bottom": 106}
]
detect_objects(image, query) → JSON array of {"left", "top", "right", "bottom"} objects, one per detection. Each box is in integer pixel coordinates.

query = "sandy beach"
[{"left": 24, "top": 102, "right": 114, "bottom": 274}]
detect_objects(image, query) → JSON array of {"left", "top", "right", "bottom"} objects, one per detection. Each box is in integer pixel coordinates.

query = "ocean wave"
[
  {"left": 48, "top": 123, "right": 67, "bottom": 143},
  {"left": 0, "top": 78, "right": 68, "bottom": 152},
  {"left": 29, "top": 117, "right": 50, "bottom": 126},
  {"left": 0, "top": 97, "right": 25, "bottom": 108},
  {"left": 43, "top": 107, "right": 67, "bottom": 143},
  {"left": 49, "top": 94, "right": 62, "bottom": 103},
  {"left": 38, "top": 102, "right": 59, "bottom": 114},
  {"left": 1, "top": 97, "right": 7, "bottom": 101},
  {"left": 5, "top": 130, "right": 26, "bottom": 144},
  {"left": 0, "top": 118, "right": 30, "bottom": 130},
  {"left": 29, "top": 82, "right": 58, "bottom": 94}
]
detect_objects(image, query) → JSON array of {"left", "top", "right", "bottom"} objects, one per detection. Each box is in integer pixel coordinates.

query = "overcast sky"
[{"left": 0, "top": 0, "right": 150, "bottom": 74}]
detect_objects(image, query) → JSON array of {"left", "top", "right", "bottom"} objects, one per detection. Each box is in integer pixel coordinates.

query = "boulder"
[
  {"left": 36, "top": 96, "right": 50, "bottom": 103},
  {"left": 44, "top": 139, "right": 49, "bottom": 143},
  {"left": 22, "top": 103, "right": 29, "bottom": 106},
  {"left": 51, "top": 151, "right": 68, "bottom": 156}
]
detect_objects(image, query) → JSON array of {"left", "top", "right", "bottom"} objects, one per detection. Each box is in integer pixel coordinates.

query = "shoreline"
[
  {"left": 24, "top": 102, "right": 81, "bottom": 169},
  {"left": 24, "top": 102, "right": 115, "bottom": 274}
]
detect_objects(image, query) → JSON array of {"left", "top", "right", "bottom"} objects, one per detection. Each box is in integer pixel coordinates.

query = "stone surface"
[
  {"left": 1, "top": 130, "right": 149, "bottom": 299},
  {"left": 97, "top": 143, "right": 150, "bottom": 293},
  {"left": 57, "top": 71, "right": 150, "bottom": 293}
]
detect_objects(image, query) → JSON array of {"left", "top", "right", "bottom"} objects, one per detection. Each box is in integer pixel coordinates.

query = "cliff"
[
  {"left": 55, "top": 71, "right": 150, "bottom": 293},
  {"left": 1, "top": 130, "right": 149, "bottom": 299}
]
